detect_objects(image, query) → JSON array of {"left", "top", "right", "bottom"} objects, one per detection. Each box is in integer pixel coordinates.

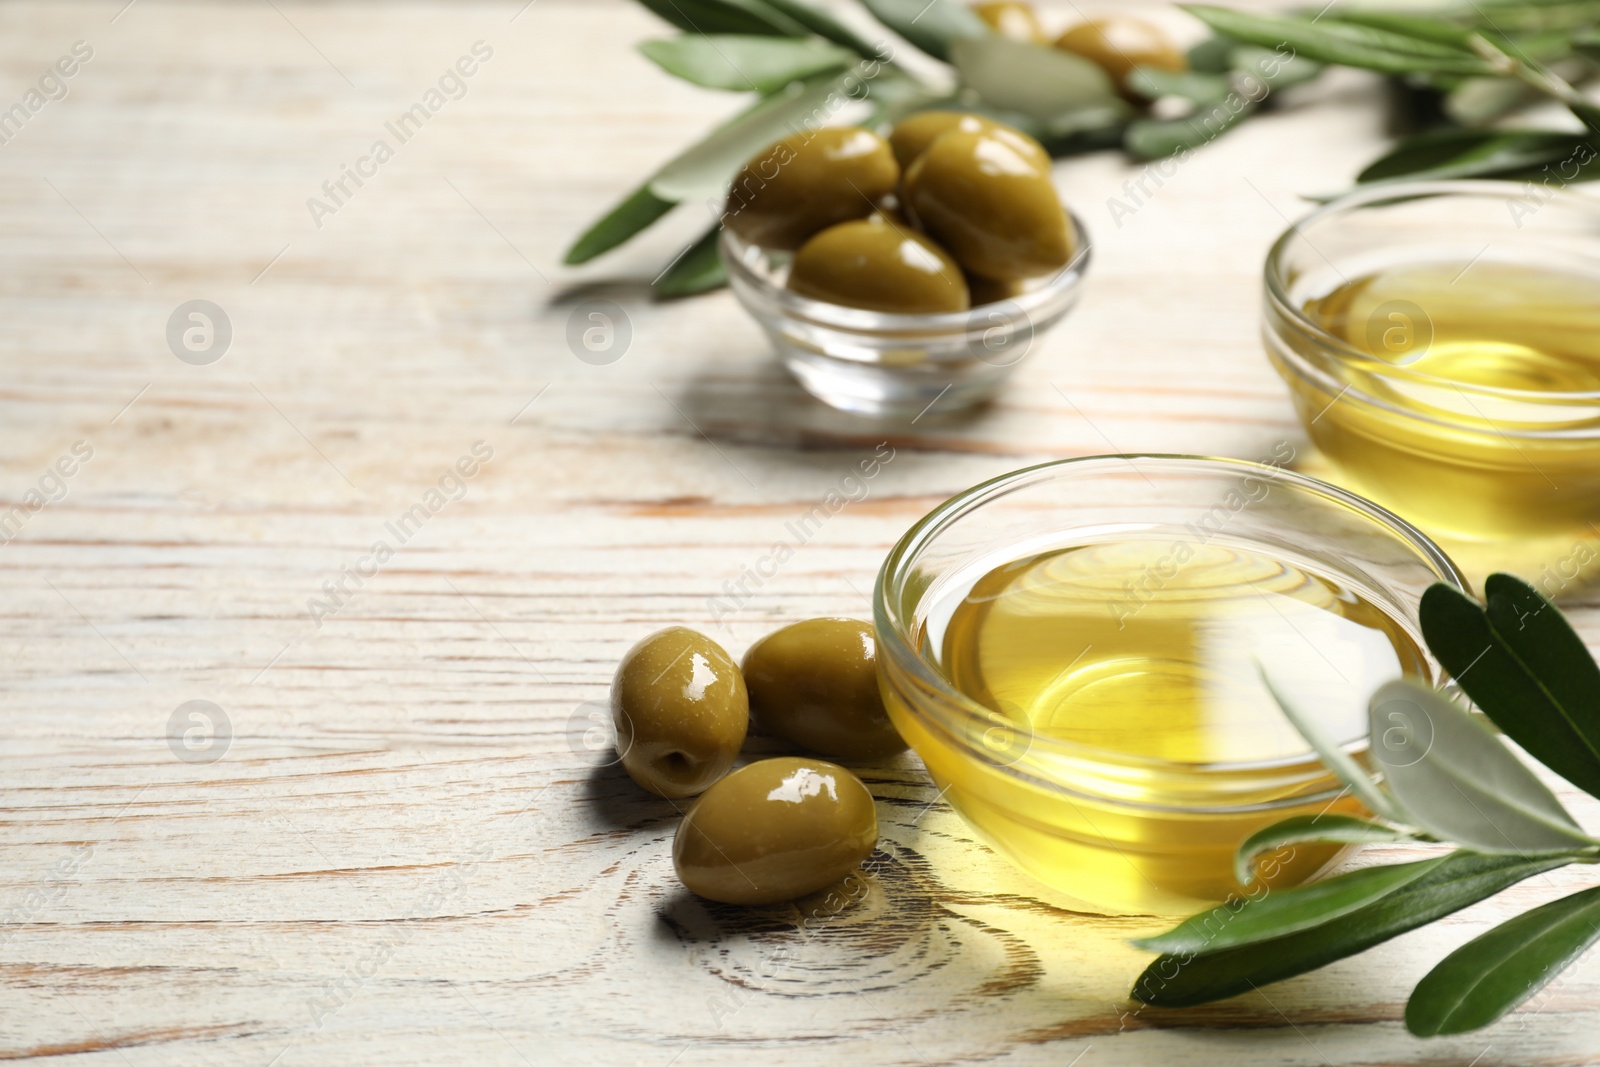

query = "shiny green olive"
[
  {"left": 612, "top": 627, "right": 747, "bottom": 798},
  {"left": 673, "top": 757, "right": 878, "bottom": 905},
  {"left": 1055, "top": 17, "right": 1187, "bottom": 89},
  {"left": 887, "top": 110, "right": 1045, "bottom": 173},
  {"left": 743, "top": 618, "right": 908, "bottom": 761},
  {"left": 788, "top": 218, "right": 970, "bottom": 314},
  {"left": 972, "top": 1, "right": 1048, "bottom": 43},
  {"left": 902, "top": 127, "right": 1073, "bottom": 282},
  {"left": 724, "top": 127, "right": 899, "bottom": 251}
]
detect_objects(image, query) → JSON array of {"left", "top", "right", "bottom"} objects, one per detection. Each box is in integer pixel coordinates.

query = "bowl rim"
[
  {"left": 872, "top": 453, "right": 1467, "bottom": 795},
  {"left": 721, "top": 209, "right": 1092, "bottom": 333},
  {"left": 1263, "top": 179, "right": 1600, "bottom": 424}
]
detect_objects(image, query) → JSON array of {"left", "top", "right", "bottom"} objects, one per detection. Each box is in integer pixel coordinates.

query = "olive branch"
[
  {"left": 566, "top": 0, "right": 1599, "bottom": 296},
  {"left": 1132, "top": 572, "right": 1600, "bottom": 1037}
]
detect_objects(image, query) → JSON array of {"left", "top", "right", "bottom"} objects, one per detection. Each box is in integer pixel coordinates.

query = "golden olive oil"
[
  {"left": 894, "top": 540, "right": 1425, "bottom": 914},
  {"left": 1286, "top": 260, "right": 1600, "bottom": 539}
]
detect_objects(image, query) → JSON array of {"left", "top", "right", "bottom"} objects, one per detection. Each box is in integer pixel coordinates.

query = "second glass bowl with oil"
[
  {"left": 1264, "top": 181, "right": 1600, "bottom": 542},
  {"left": 874, "top": 455, "right": 1463, "bottom": 916}
]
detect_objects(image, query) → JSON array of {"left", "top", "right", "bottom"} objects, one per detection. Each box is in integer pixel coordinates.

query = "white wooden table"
[{"left": 3, "top": 1, "right": 1598, "bottom": 1063}]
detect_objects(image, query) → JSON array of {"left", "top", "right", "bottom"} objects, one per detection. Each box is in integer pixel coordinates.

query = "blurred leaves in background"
[{"left": 567, "top": 0, "right": 1600, "bottom": 297}]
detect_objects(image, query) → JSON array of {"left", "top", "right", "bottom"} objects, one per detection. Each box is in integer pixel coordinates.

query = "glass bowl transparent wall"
[
  {"left": 874, "top": 455, "right": 1464, "bottom": 916},
  {"left": 723, "top": 217, "right": 1089, "bottom": 418}
]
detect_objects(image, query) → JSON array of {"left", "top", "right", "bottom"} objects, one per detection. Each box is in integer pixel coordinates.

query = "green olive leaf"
[
  {"left": 634, "top": 0, "right": 808, "bottom": 36},
  {"left": 948, "top": 35, "right": 1125, "bottom": 122},
  {"left": 1407, "top": 884, "right": 1600, "bottom": 1036},
  {"left": 1234, "top": 813, "right": 1415, "bottom": 886},
  {"left": 1231, "top": 43, "right": 1325, "bottom": 90},
  {"left": 1469, "top": 3, "right": 1600, "bottom": 36},
  {"left": 654, "top": 226, "right": 727, "bottom": 298},
  {"left": 1118, "top": 40, "right": 1327, "bottom": 160},
  {"left": 1260, "top": 665, "right": 1403, "bottom": 823},
  {"left": 1125, "top": 67, "right": 1233, "bottom": 103},
  {"left": 759, "top": 0, "right": 890, "bottom": 60},
  {"left": 1134, "top": 856, "right": 1448, "bottom": 956},
  {"left": 1357, "top": 128, "right": 1595, "bottom": 183},
  {"left": 858, "top": 0, "right": 988, "bottom": 62},
  {"left": 1033, "top": 114, "right": 1128, "bottom": 155},
  {"left": 1445, "top": 76, "right": 1546, "bottom": 126},
  {"left": 1328, "top": 11, "right": 1479, "bottom": 50},
  {"left": 1131, "top": 851, "right": 1572, "bottom": 1009},
  {"left": 1484, "top": 573, "right": 1600, "bottom": 761},
  {"left": 1187, "top": 34, "right": 1235, "bottom": 74},
  {"left": 638, "top": 35, "right": 856, "bottom": 93},
  {"left": 1570, "top": 99, "right": 1600, "bottom": 134},
  {"left": 1369, "top": 679, "right": 1595, "bottom": 854},
  {"left": 1422, "top": 578, "right": 1600, "bottom": 800},
  {"left": 1181, "top": 5, "right": 1498, "bottom": 77},
  {"left": 1124, "top": 109, "right": 1250, "bottom": 160},
  {"left": 564, "top": 183, "right": 677, "bottom": 265},
  {"left": 1501, "top": 28, "right": 1589, "bottom": 64},
  {"left": 648, "top": 73, "right": 853, "bottom": 202}
]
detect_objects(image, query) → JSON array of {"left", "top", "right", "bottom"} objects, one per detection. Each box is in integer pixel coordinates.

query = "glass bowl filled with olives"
[{"left": 722, "top": 113, "right": 1091, "bottom": 417}]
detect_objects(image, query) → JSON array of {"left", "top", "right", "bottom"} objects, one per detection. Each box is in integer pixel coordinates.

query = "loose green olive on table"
[
  {"left": 743, "top": 617, "right": 909, "bottom": 761},
  {"left": 609, "top": 618, "right": 901, "bottom": 905},
  {"left": 611, "top": 627, "right": 748, "bottom": 798},
  {"left": 673, "top": 757, "right": 879, "bottom": 906}
]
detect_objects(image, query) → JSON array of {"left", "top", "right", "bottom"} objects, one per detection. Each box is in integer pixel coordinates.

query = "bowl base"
[{"left": 781, "top": 345, "right": 1010, "bottom": 418}]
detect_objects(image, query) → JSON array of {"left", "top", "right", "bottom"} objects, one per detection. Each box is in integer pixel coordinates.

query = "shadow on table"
[
  {"left": 668, "top": 362, "right": 1001, "bottom": 460},
  {"left": 544, "top": 279, "right": 657, "bottom": 308},
  {"left": 577, "top": 757, "right": 680, "bottom": 832},
  {"left": 651, "top": 845, "right": 924, "bottom": 947}
]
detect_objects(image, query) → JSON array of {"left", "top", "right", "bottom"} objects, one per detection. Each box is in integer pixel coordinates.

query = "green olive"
[
  {"left": 972, "top": 1, "right": 1048, "bottom": 43},
  {"left": 788, "top": 218, "right": 970, "bottom": 314},
  {"left": 902, "top": 127, "right": 1073, "bottom": 282},
  {"left": 743, "top": 618, "right": 908, "bottom": 760},
  {"left": 887, "top": 110, "right": 1044, "bottom": 173},
  {"left": 968, "top": 273, "right": 1025, "bottom": 306},
  {"left": 673, "top": 757, "right": 878, "bottom": 905},
  {"left": 724, "top": 127, "right": 899, "bottom": 251},
  {"left": 612, "top": 627, "right": 747, "bottom": 798},
  {"left": 1055, "top": 17, "right": 1187, "bottom": 89},
  {"left": 867, "top": 204, "right": 911, "bottom": 228}
]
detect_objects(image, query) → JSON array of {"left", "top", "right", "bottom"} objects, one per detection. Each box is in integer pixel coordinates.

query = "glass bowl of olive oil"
[
  {"left": 1264, "top": 181, "right": 1600, "bottom": 542},
  {"left": 874, "top": 455, "right": 1464, "bottom": 916},
  {"left": 721, "top": 220, "right": 1090, "bottom": 418}
]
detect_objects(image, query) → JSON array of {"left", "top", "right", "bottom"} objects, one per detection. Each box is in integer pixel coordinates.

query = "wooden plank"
[{"left": 1, "top": 1, "right": 1597, "bottom": 1063}]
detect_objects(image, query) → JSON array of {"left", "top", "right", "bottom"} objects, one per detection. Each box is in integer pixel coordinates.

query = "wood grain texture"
[{"left": 1, "top": 0, "right": 1598, "bottom": 1063}]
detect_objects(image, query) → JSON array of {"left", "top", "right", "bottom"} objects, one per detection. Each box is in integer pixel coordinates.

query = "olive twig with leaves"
[
  {"left": 1134, "top": 573, "right": 1600, "bottom": 1037},
  {"left": 567, "top": 0, "right": 1599, "bottom": 298},
  {"left": 564, "top": 0, "right": 1186, "bottom": 297}
]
